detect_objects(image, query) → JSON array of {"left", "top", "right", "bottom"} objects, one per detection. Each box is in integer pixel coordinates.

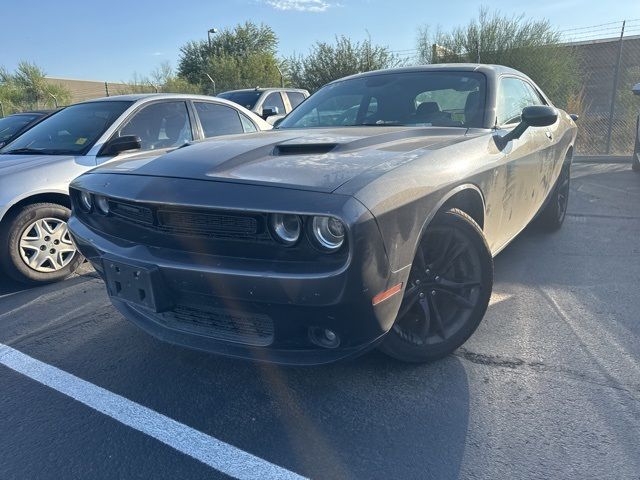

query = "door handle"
[{"left": 545, "top": 131, "right": 553, "bottom": 140}]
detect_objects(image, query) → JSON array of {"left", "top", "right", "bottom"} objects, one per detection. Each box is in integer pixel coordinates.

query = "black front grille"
[
  {"left": 106, "top": 199, "right": 265, "bottom": 241},
  {"left": 159, "top": 305, "right": 274, "bottom": 346},
  {"left": 109, "top": 200, "right": 154, "bottom": 225},
  {"left": 157, "top": 210, "right": 258, "bottom": 237}
]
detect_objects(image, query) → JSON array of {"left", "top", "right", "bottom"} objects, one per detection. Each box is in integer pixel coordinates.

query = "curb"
[{"left": 574, "top": 155, "right": 632, "bottom": 164}]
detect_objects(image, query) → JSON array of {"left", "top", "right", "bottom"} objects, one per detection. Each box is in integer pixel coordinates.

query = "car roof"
[
  {"left": 79, "top": 93, "right": 245, "bottom": 103},
  {"left": 331, "top": 63, "right": 526, "bottom": 83},
  {"left": 220, "top": 88, "right": 309, "bottom": 94}
]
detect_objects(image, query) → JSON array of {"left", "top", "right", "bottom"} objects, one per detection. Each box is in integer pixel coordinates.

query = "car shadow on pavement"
[{"left": 39, "top": 314, "right": 471, "bottom": 480}]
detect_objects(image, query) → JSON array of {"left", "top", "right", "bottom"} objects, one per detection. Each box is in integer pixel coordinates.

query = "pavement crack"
[{"left": 456, "top": 348, "right": 640, "bottom": 402}]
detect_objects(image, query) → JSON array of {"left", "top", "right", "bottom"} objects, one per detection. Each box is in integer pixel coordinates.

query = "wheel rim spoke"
[
  {"left": 435, "top": 288, "right": 475, "bottom": 309},
  {"left": 18, "top": 217, "right": 77, "bottom": 273},
  {"left": 418, "top": 297, "right": 431, "bottom": 336},
  {"left": 428, "top": 296, "right": 446, "bottom": 339}
]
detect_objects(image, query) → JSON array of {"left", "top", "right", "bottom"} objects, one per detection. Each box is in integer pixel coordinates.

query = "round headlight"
[
  {"left": 311, "top": 216, "right": 345, "bottom": 251},
  {"left": 269, "top": 213, "right": 302, "bottom": 245},
  {"left": 95, "top": 195, "right": 110, "bottom": 215},
  {"left": 79, "top": 191, "right": 93, "bottom": 212}
]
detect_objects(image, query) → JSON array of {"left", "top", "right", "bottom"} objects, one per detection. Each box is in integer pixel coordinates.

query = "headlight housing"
[
  {"left": 95, "top": 195, "right": 110, "bottom": 215},
  {"left": 311, "top": 216, "right": 345, "bottom": 252},
  {"left": 79, "top": 191, "right": 93, "bottom": 212},
  {"left": 269, "top": 213, "right": 302, "bottom": 246}
]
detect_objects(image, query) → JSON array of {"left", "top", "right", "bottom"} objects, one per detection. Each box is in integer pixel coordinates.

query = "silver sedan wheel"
[{"left": 18, "top": 218, "right": 77, "bottom": 273}]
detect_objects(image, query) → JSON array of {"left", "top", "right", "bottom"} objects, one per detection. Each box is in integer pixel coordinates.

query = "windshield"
[
  {"left": 218, "top": 91, "right": 262, "bottom": 110},
  {"left": 0, "top": 101, "right": 132, "bottom": 155},
  {"left": 0, "top": 114, "right": 42, "bottom": 142},
  {"left": 279, "top": 71, "right": 487, "bottom": 129}
]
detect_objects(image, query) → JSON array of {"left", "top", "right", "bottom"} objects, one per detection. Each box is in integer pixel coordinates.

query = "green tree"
[
  {"left": 177, "top": 22, "right": 282, "bottom": 93},
  {"left": 287, "top": 35, "right": 404, "bottom": 93},
  {"left": 416, "top": 8, "right": 580, "bottom": 109},
  {"left": 0, "top": 62, "right": 71, "bottom": 115}
]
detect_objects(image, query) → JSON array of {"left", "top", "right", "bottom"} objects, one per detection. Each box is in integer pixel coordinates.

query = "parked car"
[
  {"left": 69, "top": 65, "right": 577, "bottom": 365},
  {"left": 0, "top": 110, "right": 58, "bottom": 149},
  {"left": 633, "top": 82, "right": 640, "bottom": 172},
  {"left": 0, "top": 93, "right": 270, "bottom": 284},
  {"left": 218, "top": 87, "right": 309, "bottom": 124}
]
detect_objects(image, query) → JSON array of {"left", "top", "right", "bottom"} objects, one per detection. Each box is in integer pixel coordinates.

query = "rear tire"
[
  {"left": 537, "top": 159, "right": 571, "bottom": 232},
  {"left": 379, "top": 208, "right": 493, "bottom": 363},
  {"left": 0, "top": 203, "right": 84, "bottom": 285}
]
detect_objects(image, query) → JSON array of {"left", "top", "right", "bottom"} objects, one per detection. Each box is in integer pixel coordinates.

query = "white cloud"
[
  {"left": 151, "top": 52, "right": 164, "bottom": 56},
  {"left": 264, "top": 0, "right": 332, "bottom": 12}
]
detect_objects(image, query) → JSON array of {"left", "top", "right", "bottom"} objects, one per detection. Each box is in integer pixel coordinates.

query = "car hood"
[
  {"left": 92, "top": 127, "right": 473, "bottom": 193},
  {"left": 0, "top": 153, "right": 79, "bottom": 176}
]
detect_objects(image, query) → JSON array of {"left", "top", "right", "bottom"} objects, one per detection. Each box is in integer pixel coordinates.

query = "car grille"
[
  {"left": 158, "top": 305, "right": 274, "bottom": 346},
  {"left": 107, "top": 199, "right": 265, "bottom": 241}
]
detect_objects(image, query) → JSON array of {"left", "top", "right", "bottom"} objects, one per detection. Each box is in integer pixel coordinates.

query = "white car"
[{"left": 0, "top": 93, "right": 270, "bottom": 284}]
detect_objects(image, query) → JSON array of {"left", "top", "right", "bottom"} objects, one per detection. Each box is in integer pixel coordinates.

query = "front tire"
[
  {"left": 379, "top": 208, "right": 493, "bottom": 363},
  {"left": 0, "top": 203, "right": 84, "bottom": 284},
  {"left": 537, "top": 160, "right": 571, "bottom": 231}
]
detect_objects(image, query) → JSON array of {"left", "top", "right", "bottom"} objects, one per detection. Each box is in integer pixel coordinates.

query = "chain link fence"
[{"left": 428, "top": 20, "right": 640, "bottom": 157}]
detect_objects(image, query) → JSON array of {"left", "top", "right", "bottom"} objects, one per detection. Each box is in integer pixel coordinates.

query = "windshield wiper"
[{"left": 1, "top": 147, "right": 76, "bottom": 155}]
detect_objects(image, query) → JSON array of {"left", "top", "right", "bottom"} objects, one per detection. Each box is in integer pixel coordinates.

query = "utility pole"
[{"left": 605, "top": 20, "right": 625, "bottom": 154}]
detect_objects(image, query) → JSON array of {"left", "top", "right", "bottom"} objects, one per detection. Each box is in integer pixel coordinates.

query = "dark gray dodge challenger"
[{"left": 68, "top": 65, "right": 577, "bottom": 365}]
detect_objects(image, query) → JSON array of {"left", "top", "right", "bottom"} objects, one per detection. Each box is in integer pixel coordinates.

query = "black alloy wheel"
[{"left": 380, "top": 208, "right": 493, "bottom": 363}]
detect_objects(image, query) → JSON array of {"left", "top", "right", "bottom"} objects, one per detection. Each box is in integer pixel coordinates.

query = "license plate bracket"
[{"left": 102, "top": 258, "right": 172, "bottom": 312}]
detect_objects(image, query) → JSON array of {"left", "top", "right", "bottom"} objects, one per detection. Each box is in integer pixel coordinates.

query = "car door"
[
  {"left": 494, "top": 76, "right": 546, "bottom": 239},
  {"left": 193, "top": 102, "right": 257, "bottom": 138},
  {"left": 97, "top": 100, "right": 195, "bottom": 165}
]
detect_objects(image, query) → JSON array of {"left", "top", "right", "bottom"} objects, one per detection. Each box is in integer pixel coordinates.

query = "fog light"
[
  {"left": 95, "top": 195, "right": 110, "bottom": 215},
  {"left": 309, "top": 326, "right": 340, "bottom": 349}
]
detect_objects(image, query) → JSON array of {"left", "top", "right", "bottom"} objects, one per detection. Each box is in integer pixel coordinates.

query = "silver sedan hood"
[{"left": 92, "top": 127, "right": 473, "bottom": 193}]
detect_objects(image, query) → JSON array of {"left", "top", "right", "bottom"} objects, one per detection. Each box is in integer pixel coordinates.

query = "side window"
[
  {"left": 522, "top": 82, "right": 545, "bottom": 107},
  {"left": 262, "top": 92, "right": 285, "bottom": 114},
  {"left": 239, "top": 113, "right": 257, "bottom": 133},
  {"left": 286, "top": 92, "right": 306, "bottom": 110},
  {"left": 195, "top": 102, "right": 244, "bottom": 137},
  {"left": 118, "top": 101, "right": 192, "bottom": 151},
  {"left": 497, "top": 77, "right": 537, "bottom": 126}
]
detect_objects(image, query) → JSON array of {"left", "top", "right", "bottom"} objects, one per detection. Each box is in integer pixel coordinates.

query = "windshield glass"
[
  {"left": 279, "top": 71, "right": 487, "bottom": 129},
  {"left": 218, "top": 91, "right": 262, "bottom": 110},
  {"left": 0, "top": 101, "right": 132, "bottom": 155},
  {"left": 0, "top": 114, "right": 41, "bottom": 142}
]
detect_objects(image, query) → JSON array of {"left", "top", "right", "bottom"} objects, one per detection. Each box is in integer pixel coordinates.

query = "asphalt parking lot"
[{"left": 1, "top": 162, "right": 639, "bottom": 480}]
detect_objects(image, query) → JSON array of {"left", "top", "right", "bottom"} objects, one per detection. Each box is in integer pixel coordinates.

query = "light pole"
[
  {"left": 48, "top": 92, "right": 59, "bottom": 108},
  {"left": 205, "top": 73, "right": 216, "bottom": 95},
  {"left": 207, "top": 28, "right": 218, "bottom": 49}
]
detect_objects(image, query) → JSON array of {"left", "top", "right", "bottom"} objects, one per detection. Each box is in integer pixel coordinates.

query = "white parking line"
[{"left": 0, "top": 343, "right": 306, "bottom": 480}]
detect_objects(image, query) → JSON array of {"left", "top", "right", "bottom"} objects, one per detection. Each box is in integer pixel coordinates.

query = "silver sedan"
[{"left": 0, "top": 93, "right": 270, "bottom": 284}]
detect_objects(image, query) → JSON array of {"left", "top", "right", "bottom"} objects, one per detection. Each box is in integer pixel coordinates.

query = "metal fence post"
[
  {"left": 605, "top": 20, "right": 625, "bottom": 154},
  {"left": 105, "top": 82, "right": 110, "bottom": 97}
]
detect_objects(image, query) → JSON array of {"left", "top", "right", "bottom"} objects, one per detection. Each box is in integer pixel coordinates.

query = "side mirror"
[
  {"left": 262, "top": 106, "right": 279, "bottom": 119},
  {"left": 99, "top": 135, "right": 142, "bottom": 157},
  {"left": 272, "top": 117, "right": 285, "bottom": 128},
  {"left": 496, "top": 105, "right": 558, "bottom": 149},
  {"left": 632, "top": 82, "right": 640, "bottom": 96}
]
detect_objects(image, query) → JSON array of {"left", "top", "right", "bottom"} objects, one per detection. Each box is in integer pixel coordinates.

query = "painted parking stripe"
[{"left": 0, "top": 343, "right": 306, "bottom": 480}]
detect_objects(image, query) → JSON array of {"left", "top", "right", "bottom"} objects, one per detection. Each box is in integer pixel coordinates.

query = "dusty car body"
[
  {"left": 0, "top": 94, "right": 270, "bottom": 284},
  {"left": 69, "top": 65, "right": 577, "bottom": 364}
]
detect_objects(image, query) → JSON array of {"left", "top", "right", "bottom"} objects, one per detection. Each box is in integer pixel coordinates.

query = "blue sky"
[{"left": 1, "top": 0, "right": 638, "bottom": 82}]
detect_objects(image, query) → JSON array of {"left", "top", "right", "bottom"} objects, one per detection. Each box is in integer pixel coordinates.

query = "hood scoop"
[{"left": 273, "top": 143, "right": 339, "bottom": 156}]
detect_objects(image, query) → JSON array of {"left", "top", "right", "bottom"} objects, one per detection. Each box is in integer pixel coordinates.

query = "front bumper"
[{"left": 67, "top": 181, "right": 405, "bottom": 365}]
